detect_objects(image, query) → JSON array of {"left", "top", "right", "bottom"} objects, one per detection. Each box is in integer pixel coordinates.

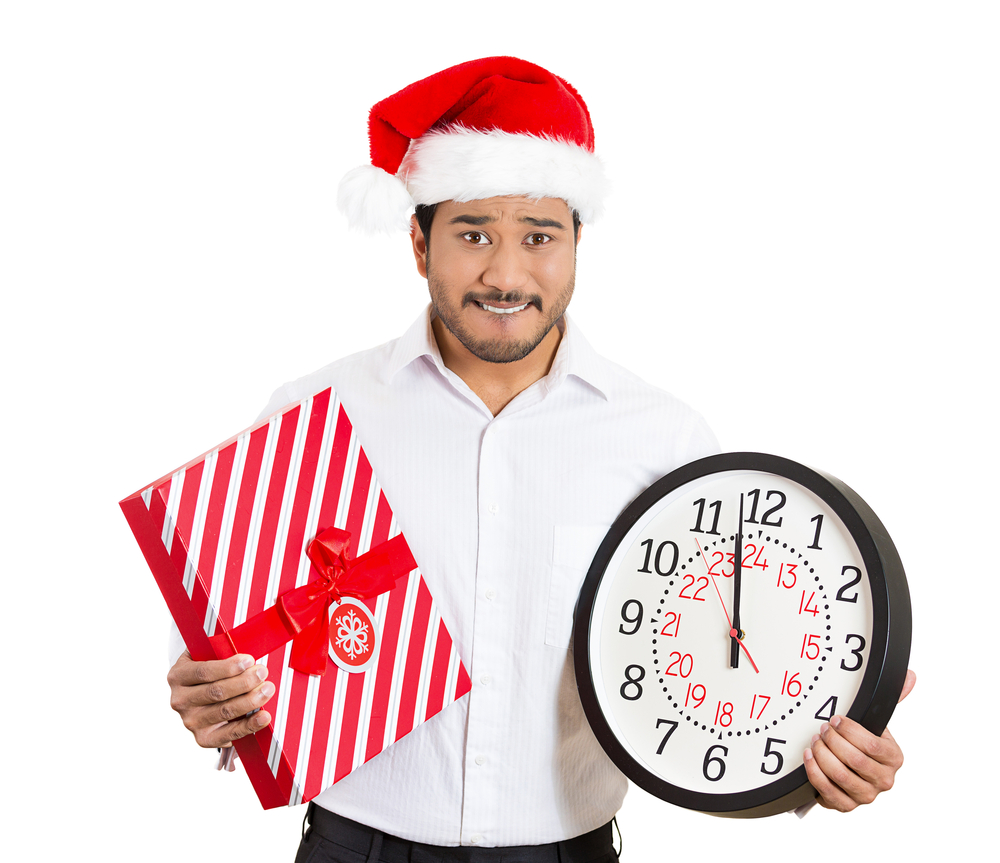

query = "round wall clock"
[{"left": 574, "top": 453, "right": 911, "bottom": 817}]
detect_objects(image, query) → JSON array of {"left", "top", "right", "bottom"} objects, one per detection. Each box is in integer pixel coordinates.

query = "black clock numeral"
[
  {"left": 836, "top": 565, "right": 863, "bottom": 603},
  {"left": 637, "top": 538, "right": 679, "bottom": 576},
  {"left": 620, "top": 665, "right": 645, "bottom": 701},
  {"left": 744, "top": 489, "right": 785, "bottom": 527},
  {"left": 691, "top": 498, "right": 722, "bottom": 535},
  {"left": 655, "top": 719, "right": 678, "bottom": 754},
  {"left": 760, "top": 737, "right": 786, "bottom": 776},
  {"left": 808, "top": 514, "right": 824, "bottom": 550},
  {"left": 618, "top": 600, "right": 643, "bottom": 635},
  {"left": 841, "top": 634, "right": 867, "bottom": 672},
  {"left": 814, "top": 695, "right": 838, "bottom": 722},
  {"left": 702, "top": 744, "right": 728, "bottom": 782}
]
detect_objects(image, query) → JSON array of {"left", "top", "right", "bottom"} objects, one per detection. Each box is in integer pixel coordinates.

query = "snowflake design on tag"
[{"left": 334, "top": 608, "right": 370, "bottom": 660}]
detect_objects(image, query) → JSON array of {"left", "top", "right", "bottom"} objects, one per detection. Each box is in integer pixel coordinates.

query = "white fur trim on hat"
[{"left": 399, "top": 126, "right": 608, "bottom": 223}]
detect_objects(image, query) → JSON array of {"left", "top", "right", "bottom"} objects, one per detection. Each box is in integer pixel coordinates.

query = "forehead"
[{"left": 434, "top": 195, "right": 573, "bottom": 227}]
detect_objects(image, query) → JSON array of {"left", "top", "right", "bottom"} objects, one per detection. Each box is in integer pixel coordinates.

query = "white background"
[{"left": 4, "top": 3, "right": 996, "bottom": 859}]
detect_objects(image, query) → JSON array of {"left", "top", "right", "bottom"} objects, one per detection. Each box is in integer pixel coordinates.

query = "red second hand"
[{"left": 693, "top": 539, "right": 761, "bottom": 674}]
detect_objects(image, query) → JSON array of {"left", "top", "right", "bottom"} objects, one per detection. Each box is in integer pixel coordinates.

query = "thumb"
[{"left": 898, "top": 668, "right": 916, "bottom": 703}]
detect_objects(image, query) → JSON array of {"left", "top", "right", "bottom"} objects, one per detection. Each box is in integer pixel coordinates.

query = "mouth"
[{"left": 475, "top": 301, "right": 531, "bottom": 315}]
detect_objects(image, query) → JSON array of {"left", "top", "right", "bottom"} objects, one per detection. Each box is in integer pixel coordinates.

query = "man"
[{"left": 167, "top": 57, "right": 913, "bottom": 861}]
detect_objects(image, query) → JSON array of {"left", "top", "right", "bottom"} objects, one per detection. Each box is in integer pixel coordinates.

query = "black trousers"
[{"left": 295, "top": 804, "right": 619, "bottom": 863}]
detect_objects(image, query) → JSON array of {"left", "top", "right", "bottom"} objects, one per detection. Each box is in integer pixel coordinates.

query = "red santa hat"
[{"left": 337, "top": 56, "right": 608, "bottom": 233}]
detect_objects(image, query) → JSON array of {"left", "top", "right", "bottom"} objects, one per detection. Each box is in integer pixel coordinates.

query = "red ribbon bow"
[{"left": 208, "top": 526, "right": 416, "bottom": 676}]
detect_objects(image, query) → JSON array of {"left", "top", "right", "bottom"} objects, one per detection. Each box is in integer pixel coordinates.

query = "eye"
[
  {"left": 524, "top": 233, "right": 552, "bottom": 246},
  {"left": 462, "top": 231, "right": 491, "bottom": 245}
]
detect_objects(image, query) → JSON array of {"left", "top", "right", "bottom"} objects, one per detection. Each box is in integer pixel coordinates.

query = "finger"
[
  {"left": 812, "top": 729, "right": 878, "bottom": 805},
  {"left": 185, "top": 663, "right": 272, "bottom": 710},
  {"left": 809, "top": 719, "right": 898, "bottom": 806},
  {"left": 802, "top": 744, "right": 857, "bottom": 812},
  {"left": 169, "top": 663, "right": 271, "bottom": 720},
  {"left": 168, "top": 650, "right": 256, "bottom": 687},
  {"left": 824, "top": 716, "right": 903, "bottom": 774},
  {"left": 187, "top": 678, "right": 276, "bottom": 732},
  {"left": 898, "top": 668, "right": 916, "bottom": 703},
  {"left": 196, "top": 708, "right": 272, "bottom": 749}
]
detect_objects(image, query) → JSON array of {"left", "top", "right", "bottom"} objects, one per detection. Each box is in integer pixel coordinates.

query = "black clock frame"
[{"left": 573, "top": 452, "right": 912, "bottom": 818}]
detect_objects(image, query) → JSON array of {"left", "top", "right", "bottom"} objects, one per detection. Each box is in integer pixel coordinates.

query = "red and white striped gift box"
[{"left": 121, "top": 387, "right": 471, "bottom": 809}]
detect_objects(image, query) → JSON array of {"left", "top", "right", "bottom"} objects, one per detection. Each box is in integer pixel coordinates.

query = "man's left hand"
[{"left": 803, "top": 668, "right": 916, "bottom": 811}]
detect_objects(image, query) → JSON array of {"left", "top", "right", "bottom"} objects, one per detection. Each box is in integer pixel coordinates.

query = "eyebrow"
[
  {"left": 448, "top": 214, "right": 494, "bottom": 226},
  {"left": 446, "top": 214, "right": 567, "bottom": 230}
]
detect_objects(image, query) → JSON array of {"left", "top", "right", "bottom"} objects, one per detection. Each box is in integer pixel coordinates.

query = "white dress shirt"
[{"left": 244, "top": 306, "right": 719, "bottom": 847}]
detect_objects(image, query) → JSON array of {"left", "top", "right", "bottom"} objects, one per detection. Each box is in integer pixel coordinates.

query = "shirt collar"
[{"left": 386, "top": 305, "right": 611, "bottom": 401}]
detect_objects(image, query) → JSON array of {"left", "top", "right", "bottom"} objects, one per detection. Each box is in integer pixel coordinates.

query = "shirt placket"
[{"left": 459, "top": 417, "right": 514, "bottom": 846}]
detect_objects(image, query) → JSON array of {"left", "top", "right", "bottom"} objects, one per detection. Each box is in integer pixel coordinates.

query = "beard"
[{"left": 427, "top": 268, "right": 576, "bottom": 365}]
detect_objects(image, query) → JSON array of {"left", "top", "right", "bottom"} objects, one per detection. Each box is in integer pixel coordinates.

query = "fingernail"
[
  {"left": 819, "top": 722, "right": 830, "bottom": 736},
  {"left": 811, "top": 734, "right": 820, "bottom": 745},
  {"left": 255, "top": 665, "right": 269, "bottom": 682},
  {"left": 803, "top": 748, "right": 813, "bottom": 761},
  {"left": 259, "top": 682, "right": 275, "bottom": 700},
  {"left": 831, "top": 715, "right": 842, "bottom": 729},
  {"left": 237, "top": 655, "right": 254, "bottom": 671}
]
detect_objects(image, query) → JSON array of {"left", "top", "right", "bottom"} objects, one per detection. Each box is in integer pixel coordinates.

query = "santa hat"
[{"left": 337, "top": 56, "right": 608, "bottom": 233}]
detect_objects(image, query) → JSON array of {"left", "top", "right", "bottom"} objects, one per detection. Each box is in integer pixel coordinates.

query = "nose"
[{"left": 481, "top": 242, "right": 529, "bottom": 292}]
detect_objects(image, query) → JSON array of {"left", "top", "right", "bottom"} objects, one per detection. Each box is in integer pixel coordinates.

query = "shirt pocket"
[{"left": 545, "top": 525, "right": 609, "bottom": 649}]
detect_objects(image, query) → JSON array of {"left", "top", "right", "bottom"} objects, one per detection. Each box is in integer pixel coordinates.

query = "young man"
[{"left": 167, "top": 57, "right": 913, "bottom": 862}]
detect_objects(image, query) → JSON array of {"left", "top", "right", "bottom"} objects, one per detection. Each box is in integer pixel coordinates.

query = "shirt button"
[
  {"left": 480, "top": 674, "right": 491, "bottom": 686},
  {"left": 475, "top": 754, "right": 486, "bottom": 766},
  {"left": 485, "top": 589, "right": 496, "bottom": 601},
  {"left": 488, "top": 502, "right": 499, "bottom": 515},
  {"left": 470, "top": 834, "right": 484, "bottom": 845}
]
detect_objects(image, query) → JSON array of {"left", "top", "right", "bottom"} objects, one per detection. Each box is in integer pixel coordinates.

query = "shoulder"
[
  {"left": 564, "top": 325, "right": 720, "bottom": 464},
  {"left": 255, "top": 338, "right": 399, "bottom": 421}
]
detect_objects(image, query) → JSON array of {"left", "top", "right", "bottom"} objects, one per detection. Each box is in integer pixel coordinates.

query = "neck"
[{"left": 432, "top": 316, "right": 563, "bottom": 416}]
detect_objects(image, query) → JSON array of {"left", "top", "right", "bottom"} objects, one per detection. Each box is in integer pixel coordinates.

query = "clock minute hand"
[{"left": 731, "top": 494, "right": 744, "bottom": 668}]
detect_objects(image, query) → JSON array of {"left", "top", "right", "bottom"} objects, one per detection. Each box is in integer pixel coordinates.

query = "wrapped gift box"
[{"left": 121, "top": 387, "right": 471, "bottom": 809}]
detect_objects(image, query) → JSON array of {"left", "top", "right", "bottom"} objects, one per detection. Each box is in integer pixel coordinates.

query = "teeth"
[{"left": 480, "top": 302, "right": 529, "bottom": 315}]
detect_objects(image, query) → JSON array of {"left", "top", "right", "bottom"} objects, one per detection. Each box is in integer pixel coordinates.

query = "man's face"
[{"left": 411, "top": 196, "right": 579, "bottom": 365}]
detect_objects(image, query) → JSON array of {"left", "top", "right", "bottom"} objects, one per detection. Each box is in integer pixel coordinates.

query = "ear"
[
  {"left": 576, "top": 223, "right": 583, "bottom": 246},
  {"left": 410, "top": 215, "right": 429, "bottom": 279}
]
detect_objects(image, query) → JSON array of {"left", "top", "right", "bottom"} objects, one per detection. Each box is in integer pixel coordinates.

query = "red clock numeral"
[
  {"left": 750, "top": 693, "right": 770, "bottom": 720},
  {"left": 707, "top": 551, "right": 734, "bottom": 578},
  {"left": 742, "top": 543, "right": 769, "bottom": 571},
  {"left": 665, "top": 652, "right": 694, "bottom": 678},
  {"left": 781, "top": 670, "right": 802, "bottom": 697},
  {"left": 799, "top": 590, "right": 820, "bottom": 616},
  {"left": 685, "top": 682, "right": 706, "bottom": 709},
  {"left": 678, "top": 574, "right": 709, "bottom": 601},
  {"left": 714, "top": 701, "right": 734, "bottom": 727},
  {"left": 800, "top": 633, "right": 821, "bottom": 660},
  {"left": 660, "top": 610, "right": 681, "bottom": 637},
  {"left": 776, "top": 562, "right": 797, "bottom": 589}
]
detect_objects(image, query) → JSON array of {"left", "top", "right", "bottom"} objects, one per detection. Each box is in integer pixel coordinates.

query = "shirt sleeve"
[{"left": 256, "top": 384, "right": 294, "bottom": 423}]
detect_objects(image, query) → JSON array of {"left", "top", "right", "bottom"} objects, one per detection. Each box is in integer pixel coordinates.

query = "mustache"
[{"left": 462, "top": 292, "right": 544, "bottom": 311}]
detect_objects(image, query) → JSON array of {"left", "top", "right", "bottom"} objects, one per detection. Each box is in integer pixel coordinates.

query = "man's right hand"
[{"left": 167, "top": 650, "right": 275, "bottom": 748}]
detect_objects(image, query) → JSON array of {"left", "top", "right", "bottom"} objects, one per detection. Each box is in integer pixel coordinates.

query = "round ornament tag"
[{"left": 328, "top": 598, "right": 379, "bottom": 673}]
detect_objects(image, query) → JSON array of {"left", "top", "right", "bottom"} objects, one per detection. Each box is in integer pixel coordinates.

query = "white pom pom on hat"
[
  {"left": 336, "top": 165, "right": 414, "bottom": 235},
  {"left": 337, "top": 56, "right": 608, "bottom": 233}
]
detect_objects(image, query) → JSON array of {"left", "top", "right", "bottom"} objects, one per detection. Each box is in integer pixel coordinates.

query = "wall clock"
[{"left": 574, "top": 452, "right": 911, "bottom": 817}]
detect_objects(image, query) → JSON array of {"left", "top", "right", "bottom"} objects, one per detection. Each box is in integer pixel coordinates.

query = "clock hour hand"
[{"left": 731, "top": 494, "right": 744, "bottom": 668}]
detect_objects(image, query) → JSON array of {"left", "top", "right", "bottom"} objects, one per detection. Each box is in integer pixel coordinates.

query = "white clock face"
[{"left": 586, "top": 467, "right": 880, "bottom": 806}]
